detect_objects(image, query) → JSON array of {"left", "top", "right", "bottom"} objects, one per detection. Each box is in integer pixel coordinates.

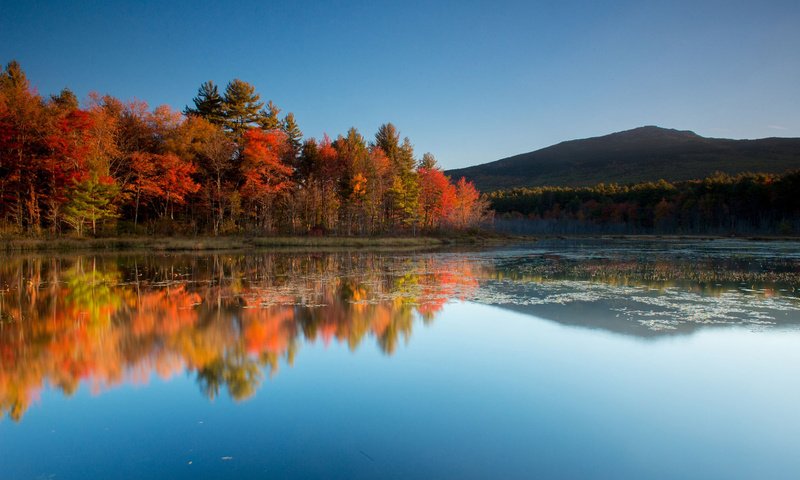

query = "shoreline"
[
  {"left": 2, "top": 233, "right": 798, "bottom": 254},
  {"left": 532, "top": 234, "right": 800, "bottom": 242},
  {"left": 0, "top": 234, "right": 516, "bottom": 253}
]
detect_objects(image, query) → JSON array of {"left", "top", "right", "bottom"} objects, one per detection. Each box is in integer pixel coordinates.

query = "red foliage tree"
[
  {"left": 239, "top": 129, "right": 293, "bottom": 230},
  {"left": 127, "top": 152, "right": 200, "bottom": 223},
  {"left": 418, "top": 167, "right": 456, "bottom": 230},
  {"left": 44, "top": 110, "right": 95, "bottom": 230}
]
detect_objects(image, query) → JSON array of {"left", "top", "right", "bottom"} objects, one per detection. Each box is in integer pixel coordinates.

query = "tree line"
[
  {"left": 489, "top": 171, "right": 800, "bottom": 235},
  {"left": 0, "top": 61, "right": 491, "bottom": 237}
]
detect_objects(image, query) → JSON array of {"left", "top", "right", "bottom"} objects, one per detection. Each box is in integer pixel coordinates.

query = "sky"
[{"left": 1, "top": 0, "right": 798, "bottom": 169}]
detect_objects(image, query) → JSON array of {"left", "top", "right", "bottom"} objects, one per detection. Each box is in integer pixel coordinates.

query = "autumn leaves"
[{"left": 0, "top": 61, "right": 491, "bottom": 236}]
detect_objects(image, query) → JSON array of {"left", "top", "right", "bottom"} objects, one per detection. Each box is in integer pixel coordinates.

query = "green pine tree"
[
  {"left": 281, "top": 112, "right": 303, "bottom": 154},
  {"left": 185, "top": 81, "right": 225, "bottom": 124},
  {"left": 258, "top": 100, "right": 282, "bottom": 130},
  {"left": 374, "top": 123, "right": 401, "bottom": 160},
  {"left": 222, "top": 79, "right": 263, "bottom": 138},
  {"left": 397, "top": 137, "right": 420, "bottom": 227},
  {"left": 375, "top": 123, "right": 420, "bottom": 228}
]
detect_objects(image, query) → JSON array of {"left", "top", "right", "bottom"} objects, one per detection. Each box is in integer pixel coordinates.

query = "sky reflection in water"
[{"left": 0, "top": 240, "right": 799, "bottom": 479}]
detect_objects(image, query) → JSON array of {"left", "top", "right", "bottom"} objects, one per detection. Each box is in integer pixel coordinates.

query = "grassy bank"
[
  {"left": 0, "top": 233, "right": 515, "bottom": 253},
  {"left": 5, "top": 232, "right": 798, "bottom": 254}
]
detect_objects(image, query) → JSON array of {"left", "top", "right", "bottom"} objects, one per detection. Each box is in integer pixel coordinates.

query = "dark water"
[{"left": 1, "top": 239, "right": 799, "bottom": 479}]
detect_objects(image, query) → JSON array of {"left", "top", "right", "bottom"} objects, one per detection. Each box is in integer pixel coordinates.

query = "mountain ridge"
[{"left": 446, "top": 126, "right": 800, "bottom": 192}]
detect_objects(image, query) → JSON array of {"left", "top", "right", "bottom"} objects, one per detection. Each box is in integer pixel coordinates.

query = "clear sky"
[{"left": 1, "top": 0, "right": 798, "bottom": 169}]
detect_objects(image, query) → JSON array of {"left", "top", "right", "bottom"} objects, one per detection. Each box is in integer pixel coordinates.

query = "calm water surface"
[{"left": 1, "top": 239, "right": 799, "bottom": 479}]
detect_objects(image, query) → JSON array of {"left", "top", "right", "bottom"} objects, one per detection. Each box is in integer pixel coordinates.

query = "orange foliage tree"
[
  {"left": 240, "top": 129, "right": 294, "bottom": 231},
  {"left": 448, "top": 177, "right": 491, "bottom": 229},
  {"left": 418, "top": 166, "right": 456, "bottom": 230},
  {"left": 126, "top": 152, "right": 200, "bottom": 223}
]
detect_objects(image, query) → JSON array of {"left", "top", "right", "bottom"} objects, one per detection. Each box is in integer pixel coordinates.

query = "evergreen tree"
[
  {"left": 258, "top": 100, "right": 281, "bottom": 130},
  {"left": 396, "top": 137, "right": 420, "bottom": 226},
  {"left": 185, "top": 81, "right": 225, "bottom": 125},
  {"left": 222, "top": 79, "right": 263, "bottom": 138},
  {"left": 420, "top": 152, "right": 438, "bottom": 170},
  {"left": 335, "top": 127, "right": 369, "bottom": 195},
  {"left": 281, "top": 112, "right": 303, "bottom": 155},
  {"left": 50, "top": 88, "right": 79, "bottom": 111},
  {"left": 0, "top": 60, "right": 29, "bottom": 90},
  {"left": 374, "top": 123, "right": 401, "bottom": 160},
  {"left": 63, "top": 174, "right": 120, "bottom": 236},
  {"left": 374, "top": 123, "right": 420, "bottom": 228},
  {"left": 296, "top": 138, "right": 319, "bottom": 182},
  {"left": 398, "top": 137, "right": 416, "bottom": 172}
]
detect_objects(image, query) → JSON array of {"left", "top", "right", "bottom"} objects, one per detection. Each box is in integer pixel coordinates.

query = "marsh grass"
[{"left": 0, "top": 234, "right": 509, "bottom": 253}]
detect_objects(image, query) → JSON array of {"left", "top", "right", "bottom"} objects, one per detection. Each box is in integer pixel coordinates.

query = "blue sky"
[{"left": 1, "top": 0, "right": 798, "bottom": 169}]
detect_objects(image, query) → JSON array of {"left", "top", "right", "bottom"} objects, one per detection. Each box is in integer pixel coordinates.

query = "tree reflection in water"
[
  {"left": 1, "top": 246, "right": 797, "bottom": 421},
  {"left": 0, "top": 253, "right": 482, "bottom": 421}
]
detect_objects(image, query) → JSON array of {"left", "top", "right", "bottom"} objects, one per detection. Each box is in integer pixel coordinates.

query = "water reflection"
[
  {"left": 0, "top": 253, "right": 481, "bottom": 421},
  {"left": 1, "top": 242, "right": 799, "bottom": 421},
  {"left": 477, "top": 240, "right": 800, "bottom": 335}
]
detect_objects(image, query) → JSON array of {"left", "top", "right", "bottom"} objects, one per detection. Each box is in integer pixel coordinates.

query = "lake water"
[{"left": 1, "top": 239, "right": 799, "bottom": 479}]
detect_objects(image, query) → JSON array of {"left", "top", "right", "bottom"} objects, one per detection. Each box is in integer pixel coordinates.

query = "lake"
[{"left": 1, "top": 239, "right": 799, "bottom": 479}]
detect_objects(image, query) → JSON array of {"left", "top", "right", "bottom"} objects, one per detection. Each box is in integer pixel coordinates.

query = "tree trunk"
[{"left": 134, "top": 190, "right": 140, "bottom": 227}]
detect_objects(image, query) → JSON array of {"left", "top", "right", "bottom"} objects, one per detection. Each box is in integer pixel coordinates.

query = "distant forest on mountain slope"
[
  {"left": 489, "top": 171, "right": 800, "bottom": 235},
  {"left": 449, "top": 126, "right": 800, "bottom": 235},
  {"left": 446, "top": 126, "right": 800, "bottom": 192}
]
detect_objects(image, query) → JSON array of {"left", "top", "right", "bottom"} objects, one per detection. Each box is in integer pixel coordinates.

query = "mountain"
[{"left": 446, "top": 126, "right": 800, "bottom": 192}]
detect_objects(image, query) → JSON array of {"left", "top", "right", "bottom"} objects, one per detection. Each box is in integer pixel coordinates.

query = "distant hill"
[{"left": 446, "top": 126, "right": 800, "bottom": 192}]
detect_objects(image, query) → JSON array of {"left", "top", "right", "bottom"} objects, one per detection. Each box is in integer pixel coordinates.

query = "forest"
[
  {"left": 4, "top": 58, "right": 799, "bottom": 239},
  {"left": 489, "top": 171, "right": 800, "bottom": 235},
  {"left": 0, "top": 61, "right": 491, "bottom": 237}
]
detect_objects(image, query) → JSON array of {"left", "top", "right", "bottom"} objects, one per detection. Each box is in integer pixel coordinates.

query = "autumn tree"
[
  {"left": 418, "top": 155, "right": 456, "bottom": 230},
  {"left": 334, "top": 128, "right": 371, "bottom": 233},
  {"left": 449, "top": 177, "right": 491, "bottom": 229},
  {"left": 83, "top": 94, "right": 122, "bottom": 178},
  {"left": 49, "top": 88, "right": 79, "bottom": 112},
  {"left": 294, "top": 137, "right": 320, "bottom": 230},
  {"left": 0, "top": 60, "right": 51, "bottom": 232},
  {"left": 125, "top": 152, "right": 200, "bottom": 223},
  {"left": 294, "top": 134, "right": 345, "bottom": 232},
  {"left": 364, "top": 146, "right": 392, "bottom": 232},
  {"left": 317, "top": 136, "right": 343, "bottom": 229},
  {"left": 374, "top": 123, "right": 419, "bottom": 230},
  {"left": 419, "top": 152, "right": 437, "bottom": 170},
  {"left": 43, "top": 109, "right": 95, "bottom": 232},
  {"left": 172, "top": 117, "right": 236, "bottom": 234},
  {"left": 239, "top": 129, "right": 293, "bottom": 231}
]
